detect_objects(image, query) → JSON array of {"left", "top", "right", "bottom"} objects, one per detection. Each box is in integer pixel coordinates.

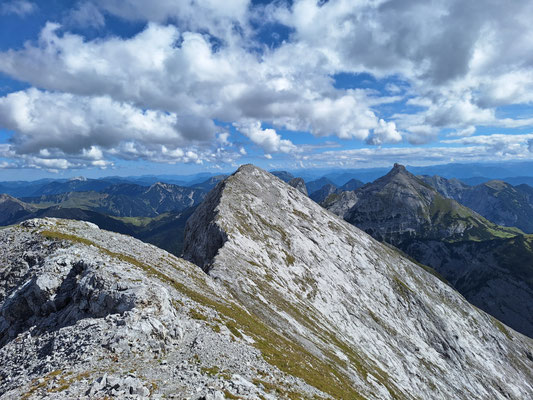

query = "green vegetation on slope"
[
  {"left": 493, "top": 235, "right": 533, "bottom": 287},
  {"left": 426, "top": 192, "right": 521, "bottom": 242}
]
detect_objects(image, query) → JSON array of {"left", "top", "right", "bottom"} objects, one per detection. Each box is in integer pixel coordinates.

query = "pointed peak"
[
  {"left": 235, "top": 164, "right": 263, "bottom": 174},
  {"left": 391, "top": 163, "right": 408, "bottom": 174},
  {"left": 232, "top": 164, "right": 275, "bottom": 182},
  {"left": 380, "top": 163, "right": 412, "bottom": 181}
]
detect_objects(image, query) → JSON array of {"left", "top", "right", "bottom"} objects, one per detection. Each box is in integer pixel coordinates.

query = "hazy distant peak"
[
  {"left": 269, "top": 170, "right": 295, "bottom": 182},
  {"left": 149, "top": 181, "right": 171, "bottom": 189},
  {"left": 483, "top": 179, "right": 512, "bottom": 190}
]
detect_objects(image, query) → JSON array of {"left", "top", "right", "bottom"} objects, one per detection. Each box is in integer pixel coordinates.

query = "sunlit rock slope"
[{"left": 184, "top": 164, "right": 533, "bottom": 400}]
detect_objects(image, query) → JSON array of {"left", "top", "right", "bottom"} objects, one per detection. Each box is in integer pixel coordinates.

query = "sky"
[{"left": 0, "top": 0, "right": 533, "bottom": 179}]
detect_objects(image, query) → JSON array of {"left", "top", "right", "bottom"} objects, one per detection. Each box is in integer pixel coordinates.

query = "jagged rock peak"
[{"left": 388, "top": 163, "right": 409, "bottom": 175}]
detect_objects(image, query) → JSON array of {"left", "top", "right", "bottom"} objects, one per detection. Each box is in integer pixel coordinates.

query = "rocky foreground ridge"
[
  {"left": 0, "top": 219, "right": 323, "bottom": 399},
  {"left": 0, "top": 165, "right": 532, "bottom": 399}
]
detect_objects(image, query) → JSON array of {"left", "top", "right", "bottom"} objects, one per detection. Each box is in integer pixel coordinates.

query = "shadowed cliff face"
[
  {"left": 183, "top": 164, "right": 533, "bottom": 400},
  {"left": 182, "top": 180, "right": 228, "bottom": 271}
]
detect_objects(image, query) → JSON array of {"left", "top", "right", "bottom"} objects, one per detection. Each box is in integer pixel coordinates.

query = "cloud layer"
[{"left": 0, "top": 0, "right": 532, "bottom": 171}]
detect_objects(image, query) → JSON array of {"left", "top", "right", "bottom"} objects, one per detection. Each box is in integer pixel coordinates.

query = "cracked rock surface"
[
  {"left": 184, "top": 164, "right": 533, "bottom": 400},
  {"left": 0, "top": 218, "right": 324, "bottom": 399}
]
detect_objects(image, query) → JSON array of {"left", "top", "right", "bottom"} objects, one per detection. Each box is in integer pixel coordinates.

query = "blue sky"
[{"left": 0, "top": 0, "right": 533, "bottom": 180}]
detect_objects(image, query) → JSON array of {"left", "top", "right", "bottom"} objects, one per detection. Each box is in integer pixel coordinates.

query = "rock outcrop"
[
  {"left": 287, "top": 177, "right": 308, "bottom": 196},
  {"left": 0, "top": 218, "right": 324, "bottom": 399}
]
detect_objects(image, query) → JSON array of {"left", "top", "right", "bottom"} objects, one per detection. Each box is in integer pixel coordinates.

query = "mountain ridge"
[
  {"left": 0, "top": 165, "right": 532, "bottom": 398},
  {"left": 182, "top": 164, "right": 533, "bottom": 399},
  {"left": 419, "top": 175, "right": 533, "bottom": 233}
]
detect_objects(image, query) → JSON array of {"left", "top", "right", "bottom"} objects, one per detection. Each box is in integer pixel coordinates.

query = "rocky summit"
[
  {"left": 329, "top": 163, "right": 519, "bottom": 245},
  {"left": 0, "top": 165, "right": 532, "bottom": 399}
]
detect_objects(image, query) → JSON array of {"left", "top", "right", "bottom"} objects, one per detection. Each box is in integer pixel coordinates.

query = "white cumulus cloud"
[
  {"left": 0, "top": 0, "right": 532, "bottom": 171},
  {"left": 234, "top": 120, "right": 297, "bottom": 154}
]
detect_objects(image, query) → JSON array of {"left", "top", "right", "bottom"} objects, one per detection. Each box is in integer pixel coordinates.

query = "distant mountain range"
[
  {"left": 2, "top": 160, "right": 533, "bottom": 197},
  {"left": 0, "top": 178, "right": 225, "bottom": 256},
  {"left": 0, "top": 173, "right": 225, "bottom": 197},
  {"left": 21, "top": 182, "right": 205, "bottom": 218},
  {"left": 303, "top": 161, "right": 533, "bottom": 184},
  {"left": 419, "top": 175, "right": 533, "bottom": 233}
]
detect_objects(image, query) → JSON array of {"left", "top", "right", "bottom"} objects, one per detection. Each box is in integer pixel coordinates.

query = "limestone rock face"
[
  {"left": 0, "top": 218, "right": 323, "bottom": 399},
  {"left": 183, "top": 164, "right": 533, "bottom": 400}
]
